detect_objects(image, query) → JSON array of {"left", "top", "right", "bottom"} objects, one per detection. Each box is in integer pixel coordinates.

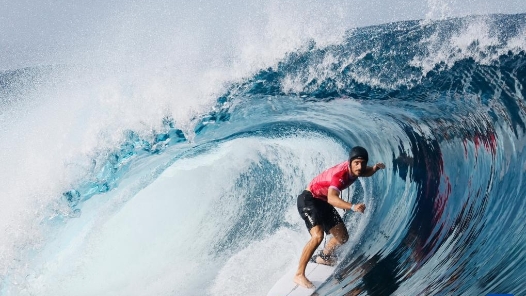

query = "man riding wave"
[{"left": 294, "top": 146, "right": 385, "bottom": 289}]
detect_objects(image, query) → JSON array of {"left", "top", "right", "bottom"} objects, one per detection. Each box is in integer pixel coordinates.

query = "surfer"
[{"left": 294, "top": 146, "right": 385, "bottom": 289}]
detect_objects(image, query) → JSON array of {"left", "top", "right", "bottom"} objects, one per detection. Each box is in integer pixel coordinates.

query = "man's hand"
[
  {"left": 352, "top": 203, "right": 366, "bottom": 213},
  {"left": 373, "top": 163, "right": 385, "bottom": 171}
]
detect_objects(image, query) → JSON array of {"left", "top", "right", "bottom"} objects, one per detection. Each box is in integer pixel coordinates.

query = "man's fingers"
[{"left": 357, "top": 203, "right": 366, "bottom": 213}]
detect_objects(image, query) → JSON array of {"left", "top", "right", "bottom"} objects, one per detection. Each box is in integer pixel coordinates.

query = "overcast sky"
[{"left": 1, "top": 0, "right": 525, "bottom": 70}]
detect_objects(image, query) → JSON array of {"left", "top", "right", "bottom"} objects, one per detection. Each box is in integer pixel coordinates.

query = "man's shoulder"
[
  {"left": 328, "top": 162, "right": 349, "bottom": 178},
  {"left": 333, "top": 161, "right": 349, "bottom": 172}
]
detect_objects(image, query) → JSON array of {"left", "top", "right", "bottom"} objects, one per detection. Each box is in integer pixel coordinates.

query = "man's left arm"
[{"left": 362, "top": 162, "right": 385, "bottom": 177}]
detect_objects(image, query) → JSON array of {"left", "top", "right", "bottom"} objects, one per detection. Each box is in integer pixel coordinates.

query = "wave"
[{"left": 1, "top": 13, "right": 526, "bottom": 296}]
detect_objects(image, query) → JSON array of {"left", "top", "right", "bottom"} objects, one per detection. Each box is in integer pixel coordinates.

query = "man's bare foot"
[
  {"left": 315, "top": 255, "right": 336, "bottom": 266},
  {"left": 294, "top": 274, "right": 315, "bottom": 289}
]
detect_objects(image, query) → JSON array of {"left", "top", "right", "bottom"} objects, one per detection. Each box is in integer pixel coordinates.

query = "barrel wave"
[{"left": 1, "top": 13, "right": 526, "bottom": 296}]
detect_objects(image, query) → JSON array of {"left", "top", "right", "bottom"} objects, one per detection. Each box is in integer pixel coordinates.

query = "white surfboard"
[{"left": 267, "top": 262, "right": 335, "bottom": 296}]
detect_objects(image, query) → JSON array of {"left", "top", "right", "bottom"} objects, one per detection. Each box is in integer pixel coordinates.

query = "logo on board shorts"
[{"left": 304, "top": 212, "right": 314, "bottom": 225}]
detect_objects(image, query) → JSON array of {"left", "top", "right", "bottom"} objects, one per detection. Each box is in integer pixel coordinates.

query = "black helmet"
[{"left": 349, "top": 146, "right": 368, "bottom": 162}]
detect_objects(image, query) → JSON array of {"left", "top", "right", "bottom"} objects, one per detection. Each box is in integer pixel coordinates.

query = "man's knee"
[
  {"left": 331, "top": 224, "right": 349, "bottom": 245},
  {"left": 310, "top": 227, "right": 325, "bottom": 245},
  {"left": 338, "top": 233, "right": 349, "bottom": 245}
]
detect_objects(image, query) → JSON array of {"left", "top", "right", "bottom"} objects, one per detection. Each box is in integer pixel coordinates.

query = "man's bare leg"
[
  {"left": 315, "top": 223, "right": 349, "bottom": 265},
  {"left": 294, "top": 226, "right": 324, "bottom": 289}
]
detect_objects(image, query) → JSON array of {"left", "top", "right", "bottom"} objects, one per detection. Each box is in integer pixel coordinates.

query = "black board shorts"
[{"left": 297, "top": 190, "right": 344, "bottom": 234}]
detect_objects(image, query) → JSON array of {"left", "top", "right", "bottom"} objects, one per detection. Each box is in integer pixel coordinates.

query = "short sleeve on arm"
[{"left": 329, "top": 174, "right": 343, "bottom": 193}]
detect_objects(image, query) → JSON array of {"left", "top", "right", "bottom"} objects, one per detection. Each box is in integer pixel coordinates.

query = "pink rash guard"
[{"left": 308, "top": 161, "right": 358, "bottom": 202}]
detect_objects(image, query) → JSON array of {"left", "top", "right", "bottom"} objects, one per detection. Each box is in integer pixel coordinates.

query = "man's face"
[{"left": 350, "top": 158, "right": 367, "bottom": 176}]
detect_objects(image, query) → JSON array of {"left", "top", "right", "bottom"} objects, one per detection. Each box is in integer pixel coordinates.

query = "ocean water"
[{"left": 1, "top": 3, "right": 526, "bottom": 296}]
